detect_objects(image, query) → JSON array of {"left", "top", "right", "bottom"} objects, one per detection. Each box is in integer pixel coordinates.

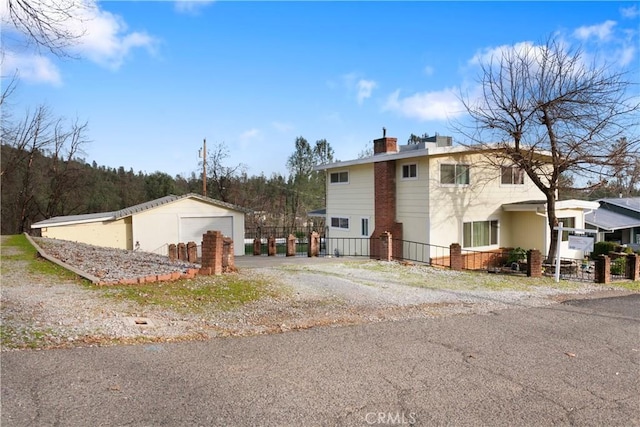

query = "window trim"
[
  {"left": 440, "top": 163, "right": 470, "bottom": 186},
  {"left": 401, "top": 163, "right": 418, "bottom": 180},
  {"left": 500, "top": 165, "right": 525, "bottom": 186},
  {"left": 360, "top": 217, "right": 369, "bottom": 237},
  {"left": 329, "top": 170, "right": 349, "bottom": 185},
  {"left": 462, "top": 219, "right": 499, "bottom": 248},
  {"left": 330, "top": 216, "right": 350, "bottom": 230},
  {"left": 558, "top": 217, "right": 576, "bottom": 241}
]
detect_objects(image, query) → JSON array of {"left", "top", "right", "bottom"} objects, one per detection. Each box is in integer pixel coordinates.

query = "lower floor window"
[
  {"left": 558, "top": 217, "right": 575, "bottom": 241},
  {"left": 331, "top": 217, "right": 349, "bottom": 229},
  {"left": 463, "top": 220, "right": 498, "bottom": 247},
  {"left": 361, "top": 218, "right": 369, "bottom": 236}
]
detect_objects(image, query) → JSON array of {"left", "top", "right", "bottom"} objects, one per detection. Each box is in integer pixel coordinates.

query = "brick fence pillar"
[
  {"left": 379, "top": 232, "right": 392, "bottom": 261},
  {"left": 222, "top": 237, "right": 235, "bottom": 272},
  {"left": 308, "top": 231, "right": 319, "bottom": 257},
  {"left": 527, "top": 249, "right": 542, "bottom": 278},
  {"left": 200, "top": 230, "right": 223, "bottom": 275},
  {"left": 595, "top": 255, "right": 610, "bottom": 284},
  {"left": 450, "top": 243, "right": 462, "bottom": 271},
  {"left": 286, "top": 234, "right": 296, "bottom": 257},
  {"left": 626, "top": 254, "right": 639, "bottom": 281},
  {"left": 253, "top": 238, "right": 261, "bottom": 256},
  {"left": 187, "top": 241, "right": 197, "bottom": 263},
  {"left": 177, "top": 243, "right": 187, "bottom": 261},
  {"left": 168, "top": 244, "right": 177, "bottom": 261},
  {"left": 267, "top": 236, "right": 276, "bottom": 256}
]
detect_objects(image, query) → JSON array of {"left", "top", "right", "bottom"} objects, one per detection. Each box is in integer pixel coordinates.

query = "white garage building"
[{"left": 31, "top": 194, "right": 249, "bottom": 256}]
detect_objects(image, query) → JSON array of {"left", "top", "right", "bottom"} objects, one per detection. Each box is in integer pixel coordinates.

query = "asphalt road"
[{"left": 2, "top": 294, "right": 638, "bottom": 426}]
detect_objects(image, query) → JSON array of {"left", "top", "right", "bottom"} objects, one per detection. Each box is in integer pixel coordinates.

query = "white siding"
[
  {"left": 325, "top": 164, "right": 374, "bottom": 238},
  {"left": 396, "top": 158, "right": 429, "bottom": 244}
]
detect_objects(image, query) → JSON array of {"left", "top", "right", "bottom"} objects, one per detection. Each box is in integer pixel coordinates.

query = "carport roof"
[
  {"left": 585, "top": 209, "right": 640, "bottom": 231},
  {"left": 31, "top": 193, "right": 251, "bottom": 229}
]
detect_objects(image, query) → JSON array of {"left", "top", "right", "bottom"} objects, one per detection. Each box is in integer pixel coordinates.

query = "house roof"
[
  {"left": 31, "top": 193, "right": 250, "bottom": 229},
  {"left": 502, "top": 199, "right": 600, "bottom": 212},
  {"left": 314, "top": 141, "right": 553, "bottom": 171},
  {"left": 596, "top": 197, "right": 640, "bottom": 214},
  {"left": 585, "top": 209, "right": 640, "bottom": 231},
  {"left": 314, "top": 143, "right": 485, "bottom": 171},
  {"left": 584, "top": 197, "right": 640, "bottom": 231}
]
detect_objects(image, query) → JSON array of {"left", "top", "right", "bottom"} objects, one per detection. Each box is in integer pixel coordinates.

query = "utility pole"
[{"left": 199, "top": 138, "right": 207, "bottom": 196}]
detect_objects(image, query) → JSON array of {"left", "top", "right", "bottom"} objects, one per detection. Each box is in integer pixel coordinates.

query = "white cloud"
[
  {"left": 356, "top": 79, "right": 377, "bottom": 105},
  {"left": 1, "top": 0, "right": 158, "bottom": 77},
  {"left": 423, "top": 65, "right": 435, "bottom": 77},
  {"left": 174, "top": 1, "right": 215, "bottom": 15},
  {"left": 621, "top": 5, "right": 639, "bottom": 19},
  {"left": 237, "top": 128, "right": 262, "bottom": 150},
  {"left": 383, "top": 88, "right": 464, "bottom": 121},
  {"left": 342, "top": 73, "right": 377, "bottom": 105},
  {"left": 73, "top": 2, "right": 158, "bottom": 70},
  {"left": 573, "top": 20, "right": 617, "bottom": 41},
  {"left": 2, "top": 52, "right": 62, "bottom": 86},
  {"left": 272, "top": 121, "right": 294, "bottom": 132},
  {"left": 469, "top": 41, "right": 537, "bottom": 66}
]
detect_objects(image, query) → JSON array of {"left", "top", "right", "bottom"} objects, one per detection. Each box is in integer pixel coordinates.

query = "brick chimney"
[
  {"left": 373, "top": 127, "right": 398, "bottom": 155},
  {"left": 370, "top": 129, "right": 403, "bottom": 259}
]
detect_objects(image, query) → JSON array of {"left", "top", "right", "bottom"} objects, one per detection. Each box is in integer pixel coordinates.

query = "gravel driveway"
[{"left": 1, "top": 236, "right": 634, "bottom": 350}]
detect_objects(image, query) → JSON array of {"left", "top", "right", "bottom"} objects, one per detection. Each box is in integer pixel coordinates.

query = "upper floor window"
[
  {"left": 440, "top": 164, "right": 470, "bottom": 185},
  {"left": 402, "top": 163, "right": 417, "bottom": 179},
  {"left": 501, "top": 166, "right": 525, "bottom": 185},
  {"left": 330, "top": 171, "right": 349, "bottom": 184}
]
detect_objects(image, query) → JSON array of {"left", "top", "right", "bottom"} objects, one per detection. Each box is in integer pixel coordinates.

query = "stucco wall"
[
  {"left": 41, "top": 217, "right": 132, "bottom": 249},
  {"left": 426, "top": 152, "right": 545, "bottom": 250}
]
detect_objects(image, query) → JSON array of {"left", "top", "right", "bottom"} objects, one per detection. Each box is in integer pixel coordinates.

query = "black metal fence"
[
  {"left": 392, "top": 239, "right": 450, "bottom": 266},
  {"left": 324, "top": 237, "right": 370, "bottom": 258}
]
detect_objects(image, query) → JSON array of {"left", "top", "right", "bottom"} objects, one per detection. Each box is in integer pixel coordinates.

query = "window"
[
  {"left": 558, "top": 217, "right": 575, "bottom": 241},
  {"left": 331, "top": 217, "right": 349, "bottom": 229},
  {"left": 463, "top": 220, "right": 498, "bottom": 247},
  {"left": 330, "top": 171, "right": 349, "bottom": 184},
  {"left": 440, "top": 164, "right": 470, "bottom": 185},
  {"left": 501, "top": 166, "right": 525, "bottom": 185},
  {"left": 402, "top": 163, "right": 417, "bottom": 179},
  {"left": 361, "top": 218, "right": 369, "bottom": 236}
]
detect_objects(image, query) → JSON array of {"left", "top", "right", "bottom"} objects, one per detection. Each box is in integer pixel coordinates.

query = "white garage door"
[{"left": 180, "top": 216, "right": 233, "bottom": 244}]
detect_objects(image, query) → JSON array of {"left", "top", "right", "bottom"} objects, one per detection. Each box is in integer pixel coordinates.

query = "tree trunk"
[{"left": 546, "top": 192, "right": 558, "bottom": 263}]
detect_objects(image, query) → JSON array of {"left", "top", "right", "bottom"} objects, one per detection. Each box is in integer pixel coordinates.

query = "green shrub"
[
  {"left": 611, "top": 257, "right": 626, "bottom": 275},
  {"left": 591, "top": 241, "right": 619, "bottom": 259},
  {"left": 506, "top": 247, "right": 527, "bottom": 264}
]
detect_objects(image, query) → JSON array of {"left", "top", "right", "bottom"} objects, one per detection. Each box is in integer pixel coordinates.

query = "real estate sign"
[{"left": 568, "top": 235, "right": 594, "bottom": 251}]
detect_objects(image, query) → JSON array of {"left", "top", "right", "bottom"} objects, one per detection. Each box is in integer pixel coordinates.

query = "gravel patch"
[{"left": 1, "top": 236, "right": 635, "bottom": 350}]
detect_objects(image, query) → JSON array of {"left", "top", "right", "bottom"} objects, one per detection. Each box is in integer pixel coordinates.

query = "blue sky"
[{"left": 3, "top": 1, "right": 639, "bottom": 179}]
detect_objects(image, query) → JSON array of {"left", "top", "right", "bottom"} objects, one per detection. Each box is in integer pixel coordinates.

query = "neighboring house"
[
  {"left": 585, "top": 197, "right": 640, "bottom": 245},
  {"left": 315, "top": 132, "right": 599, "bottom": 260},
  {"left": 31, "top": 193, "right": 249, "bottom": 256}
]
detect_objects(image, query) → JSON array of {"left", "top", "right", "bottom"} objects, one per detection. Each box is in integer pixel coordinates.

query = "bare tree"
[
  {"left": 460, "top": 37, "right": 639, "bottom": 261},
  {"left": 1, "top": 104, "right": 90, "bottom": 231},
  {"left": 2, "top": 0, "right": 88, "bottom": 56},
  {"left": 205, "top": 141, "right": 246, "bottom": 202},
  {"left": 39, "top": 116, "right": 89, "bottom": 218}
]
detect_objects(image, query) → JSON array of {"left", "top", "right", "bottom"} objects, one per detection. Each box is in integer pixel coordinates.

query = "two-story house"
[{"left": 315, "top": 131, "right": 598, "bottom": 262}]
